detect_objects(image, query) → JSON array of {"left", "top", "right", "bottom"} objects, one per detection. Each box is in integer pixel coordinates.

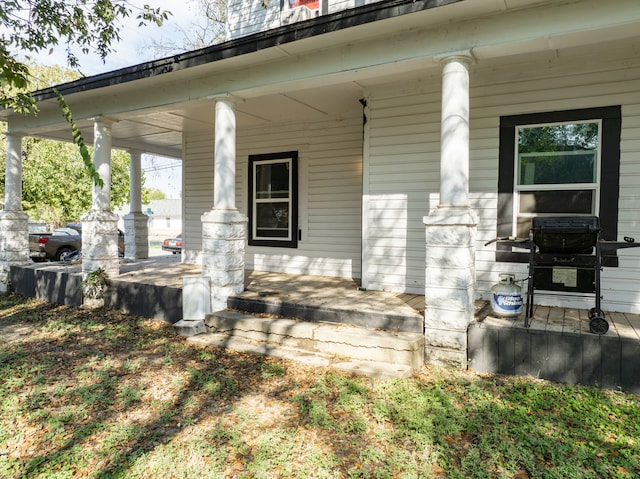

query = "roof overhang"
[{"left": 1, "top": 0, "right": 639, "bottom": 159}]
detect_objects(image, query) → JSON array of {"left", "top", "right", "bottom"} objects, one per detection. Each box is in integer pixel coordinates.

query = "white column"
[
  {"left": 123, "top": 150, "right": 149, "bottom": 260},
  {"left": 214, "top": 98, "right": 237, "bottom": 210},
  {"left": 129, "top": 150, "right": 143, "bottom": 213},
  {"left": 81, "top": 118, "right": 119, "bottom": 292},
  {"left": 4, "top": 132, "right": 24, "bottom": 211},
  {"left": 201, "top": 97, "right": 247, "bottom": 314},
  {"left": 440, "top": 55, "right": 471, "bottom": 207},
  {"left": 0, "top": 131, "right": 29, "bottom": 292},
  {"left": 92, "top": 118, "right": 113, "bottom": 211},
  {"left": 423, "top": 53, "right": 477, "bottom": 368}
]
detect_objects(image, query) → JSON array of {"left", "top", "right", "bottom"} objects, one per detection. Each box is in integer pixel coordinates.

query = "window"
[
  {"left": 497, "top": 106, "right": 621, "bottom": 264},
  {"left": 513, "top": 121, "right": 600, "bottom": 237},
  {"left": 248, "top": 151, "right": 298, "bottom": 248}
]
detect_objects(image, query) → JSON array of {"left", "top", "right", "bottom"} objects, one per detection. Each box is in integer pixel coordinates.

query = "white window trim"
[
  {"left": 511, "top": 119, "right": 603, "bottom": 235},
  {"left": 252, "top": 157, "right": 294, "bottom": 243}
]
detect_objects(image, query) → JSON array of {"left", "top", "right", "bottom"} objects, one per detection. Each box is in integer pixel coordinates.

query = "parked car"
[
  {"left": 29, "top": 222, "right": 125, "bottom": 261},
  {"left": 29, "top": 227, "right": 82, "bottom": 261},
  {"left": 162, "top": 234, "right": 182, "bottom": 254}
]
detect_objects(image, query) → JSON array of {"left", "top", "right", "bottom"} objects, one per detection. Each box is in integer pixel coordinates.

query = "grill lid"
[{"left": 531, "top": 216, "right": 600, "bottom": 254}]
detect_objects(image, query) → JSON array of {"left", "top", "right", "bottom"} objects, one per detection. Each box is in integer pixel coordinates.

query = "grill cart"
[{"left": 486, "top": 216, "right": 640, "bottom": 334}]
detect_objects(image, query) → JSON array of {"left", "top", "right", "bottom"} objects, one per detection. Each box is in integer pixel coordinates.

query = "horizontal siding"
[
  {"left": 363, "top": 87, "right": 440, "bottom": 293},
  {"left": 238, "top": 115, "right": 363, "bottom": 278},
  {"left": 227, "top": 0, "right": 281, "bottom": 40},
  {"left": 227, "top": 0, "right": 385, "bottom": 39},
  {"left": 364, "top": 42, "right": 640, "bottom": 313},
  {"left": 182, "top": 132, "right": 214, "bottom": 264},
  {"left": 328, "top": 1, "right": 383, "bottom": 14}
]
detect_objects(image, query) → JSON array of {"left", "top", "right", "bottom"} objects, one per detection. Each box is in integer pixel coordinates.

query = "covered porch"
[
  {"left": 1, "top": 0, "right": 639, "bottom": 380},
  {"left": 9, "top": 257, "right": 640, "bottom": 391}
]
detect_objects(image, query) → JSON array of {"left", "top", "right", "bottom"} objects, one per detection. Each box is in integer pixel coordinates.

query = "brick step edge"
[
  {"left": 204, "top": 310, "right": 424, "bottom": 369},
  {"left": 187, "top": 332, "right": 415, "bottom": 379}
]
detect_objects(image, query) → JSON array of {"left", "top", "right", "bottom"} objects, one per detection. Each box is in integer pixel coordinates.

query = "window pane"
[
  {"left": 518, "top": 151, "right": 596, "bottom": 185},
  {"left": 518, "top": 190, "right": 595, "bottom": 215},
  {"left": 517, "top": 123, "right": 598, "bottom": 185},
  {"left": 256, "top": 162, "right": 290, "bottom": 199},
  {"left": 256, "top": 202, "right": 289, "bottom": 238}
]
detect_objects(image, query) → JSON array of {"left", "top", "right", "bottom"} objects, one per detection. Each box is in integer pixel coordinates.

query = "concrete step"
[
  {"left": 187, "top": 332, "right": 416, "bottom": 378},
  {"left": 173, "top": 318, "right": 207, "bottom": 336},
  {"left": 191, "top": 310, "right": 425, "bottom": 378},
  {"left": 227, "top": 294, "right": 424, "bottom": 333}
]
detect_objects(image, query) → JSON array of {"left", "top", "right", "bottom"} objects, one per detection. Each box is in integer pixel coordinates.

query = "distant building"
[{"left": 115, "top": 199, "right": 181, "bottom": 240}]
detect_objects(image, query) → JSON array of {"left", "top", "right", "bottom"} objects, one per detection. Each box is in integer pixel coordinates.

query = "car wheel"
[{"left": 55, "top": 246, "right": 74, "bottom": 261}]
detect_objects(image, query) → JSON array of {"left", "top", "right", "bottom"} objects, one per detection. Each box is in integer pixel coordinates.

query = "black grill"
[
  {"left": 486, "top": 215, "right": 640, "bottom": 334},
  {"left": 531, "top": 216, "right": 600, "bottom": 254}
]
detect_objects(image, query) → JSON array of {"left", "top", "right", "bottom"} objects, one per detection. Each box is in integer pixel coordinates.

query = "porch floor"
[
  {"left": 117, "top": 255, "right": 640, "bottom": 341},
  {"left": 474, "top": 302, "right": 640, "bottom": 342},
  {"left": 115, "top": 255, "right": 426, "bottom": 330}
]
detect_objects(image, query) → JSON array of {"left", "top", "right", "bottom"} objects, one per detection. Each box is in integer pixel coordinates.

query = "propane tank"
[{"left": 490, "top": 273, "right": 523, "bottom": 318}]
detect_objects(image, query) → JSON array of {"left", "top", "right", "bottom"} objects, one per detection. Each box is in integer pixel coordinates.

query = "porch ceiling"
[{"left": 20, "top": 76, "right": 379, "bottom": 160}]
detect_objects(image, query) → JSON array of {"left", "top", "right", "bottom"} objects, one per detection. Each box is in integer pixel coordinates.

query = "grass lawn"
[{"left": 0, "top": 293, "right": 639, "bottom": 479}]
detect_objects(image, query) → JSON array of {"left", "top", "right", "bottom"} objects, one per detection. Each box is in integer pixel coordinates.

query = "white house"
[
  {"left": 1, "top": 0, "right": 639, "bottom": 367},
  {"left": 115, "top": 199, "right": 182, "bottom": 241}
]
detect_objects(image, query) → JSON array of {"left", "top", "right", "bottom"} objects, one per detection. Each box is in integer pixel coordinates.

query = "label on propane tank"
[{"left": 490, "top": 293, "right": 523, "bottom": 316}]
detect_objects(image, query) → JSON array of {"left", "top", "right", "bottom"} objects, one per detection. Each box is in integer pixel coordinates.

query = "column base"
[
  {"left": 0, "top": 210, "right": 29, "bottom": 291},
  {"left": 123, "top": 212, "right": 149, "bottom": 260},
  {"left": 201, "top": 209, "right": 247, "bottom": 311},
  {"left": 423, "top": 207, "right": 477, "bottom": 369},
  {"left": 80, "top": 210, "right": 120, "bottom": 278}
]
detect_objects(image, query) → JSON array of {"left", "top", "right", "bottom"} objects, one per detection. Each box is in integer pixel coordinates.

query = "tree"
[
  {"left": 146, "top": 189, "right": 166, "bottom": 201},
  {"left": 1, "top": 1, "right": 170, "bottom": 114},
  {"left": 18, "top": 139, "right": 132, "bottom": 227},
  {"left": 143, "top": 0, "right": 226, "bottom": 57},
  {"left": 1, "top": 1, "right": 170, "bottom": 184},
  {"left": 0, "top": 64, "right": 142, "bottom": 227}
]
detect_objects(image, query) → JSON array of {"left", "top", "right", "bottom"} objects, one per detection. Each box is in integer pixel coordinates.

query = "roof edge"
[{"left": 30, "top": 0, "right": 462, "bottom": 102}]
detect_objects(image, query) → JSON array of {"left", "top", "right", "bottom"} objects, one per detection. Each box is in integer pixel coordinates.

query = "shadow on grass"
[{"left": 1, "top": 293, "right": 639, "bottom": 478}]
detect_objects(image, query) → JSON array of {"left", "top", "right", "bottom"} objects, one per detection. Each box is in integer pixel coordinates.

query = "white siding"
[
  {"left": 227, "top": 0, "right": 282, "bottom": 40},
  {"left": 239, "top": 116, "right": 363, "bottom": 278},
  {"left": 327, "top": 0, "right": 381, "bottom": 14},
  {"left": 182, "top": 115, "right": 363, "bottom": 278},
  {"left": 226, "top": 0, "right": 385, "bottom": 39},
  {"left": 363, "top": 83, "right": 441, "bottom": 294},
  {"left": 182, "top": 132, "right": 214, "bottom": 265},
  {"left": 364, "top": 42, "right": 640, "bottom": 313}
]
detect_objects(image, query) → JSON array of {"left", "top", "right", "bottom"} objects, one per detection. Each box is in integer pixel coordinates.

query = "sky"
[
  {"left": 27, "top": 0, "right": 204, "bottom": 199},
  {"left": 35, "top": 0, "right": 200, "bottom": 75}
]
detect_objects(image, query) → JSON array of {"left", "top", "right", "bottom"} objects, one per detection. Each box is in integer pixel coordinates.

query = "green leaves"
[
  {"left": 1, "top": 1, "right": 170, "bottom": 193},
  {"left": 0, "top": 44, "right": 38, "bottom": 114},
  {"left": 55, "top": 89, "right": 103, "bottom": 188},
  {"left": 138, "top": 4, "right": 172, "bottom": 27}
]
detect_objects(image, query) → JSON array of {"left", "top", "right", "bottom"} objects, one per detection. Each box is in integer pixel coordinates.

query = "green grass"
[{"left": 0, "top": 293, "right": 639, "bottom": 478}]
